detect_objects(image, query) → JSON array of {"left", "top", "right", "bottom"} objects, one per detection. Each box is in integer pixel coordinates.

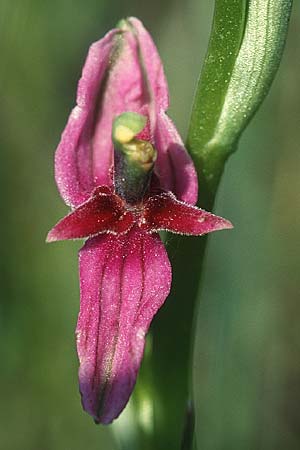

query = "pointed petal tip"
[
  {"left": 196, "top": 215, "right": 234, "bottom": 236},
  {"left": 223, "top": 219, "right": 234, "bottom": 230},
  {"left": 46, "top": 229, "right": 81, "bottom": 243},
  {"left": 213, "top": 217, "right": 234, "bottom": 232},
  {"left": 46, "top": 225, "right": 66, "bottom": 243},
  {"left": 45, "top": 231, "right": 56, "bottom": 243},
  {"left": 46, "top": 223, "right": 69, "bottom": 243}
]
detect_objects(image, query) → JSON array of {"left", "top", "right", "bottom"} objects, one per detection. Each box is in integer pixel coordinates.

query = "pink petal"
[
  {"left": 76, "top": 227, "right": 171, "bottom": 424},
  {"left": 47, "top": 188, "right": 134, "bottom": 242},
  {"left": 141, "top": 192, "right": 233, "bottom": 235},
  {"left": 154, "top": 111, "right": 198, "bottom": 205}
]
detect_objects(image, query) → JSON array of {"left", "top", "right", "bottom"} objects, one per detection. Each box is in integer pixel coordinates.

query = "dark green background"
[{"left": 0, "top": 1, "right": 299, "bottom": 449}]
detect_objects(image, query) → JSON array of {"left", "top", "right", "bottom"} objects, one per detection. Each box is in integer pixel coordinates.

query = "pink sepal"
[{"left": 55, "top": 30, "right": 120, "bottom": 207}]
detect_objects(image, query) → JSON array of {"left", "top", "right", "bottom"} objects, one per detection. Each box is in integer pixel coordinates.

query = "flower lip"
[{"left": 76, "top": 226, "right": 172, "bottom": 424}]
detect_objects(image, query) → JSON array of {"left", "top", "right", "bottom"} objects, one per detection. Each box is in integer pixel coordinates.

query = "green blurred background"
[{"left": 0, "top": 1, "right": 299, "bottom": 449}]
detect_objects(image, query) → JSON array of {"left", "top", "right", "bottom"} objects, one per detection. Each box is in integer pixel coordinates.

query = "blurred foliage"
[{"left": 0, "top": 1, "right": 299, "bottom": 449}]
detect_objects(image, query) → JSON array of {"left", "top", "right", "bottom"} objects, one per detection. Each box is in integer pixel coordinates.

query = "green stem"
[
  {"left": 187, "top": 0, "right": 247, "bottom": 208},
  {"left": 188, "top": 0, "right": 293, "bottom": 207},
  {"left": 151, "top": 235, "right": 207, "bottom": 450}
]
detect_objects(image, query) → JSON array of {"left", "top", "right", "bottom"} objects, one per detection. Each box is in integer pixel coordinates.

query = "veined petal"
[
  {"left": 46, "top": 188, "right": 134, "bottom": 242},
  {"left": 77, "top": 227, "right": 171, "bottom": 424},
  {"left": 141, "top": 192, "right": 233, "bottom": 235},
  {"left": 154, "top": 111, "right": 198, "bottom": 205}
]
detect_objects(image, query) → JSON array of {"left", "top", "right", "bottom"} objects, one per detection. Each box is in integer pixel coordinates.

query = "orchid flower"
[{"left": 47, "top": 17, "right": 232, "bottom": 425}]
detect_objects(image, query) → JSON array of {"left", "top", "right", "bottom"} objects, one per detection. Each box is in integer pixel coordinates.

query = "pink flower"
[{"left": 47, "top": 18, "right": 232, "bottom": 424}]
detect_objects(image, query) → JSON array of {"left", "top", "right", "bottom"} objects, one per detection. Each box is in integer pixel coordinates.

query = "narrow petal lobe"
[
  {"left": 47, "top": 188, "right": 134, "bottom": 242},
  {"left": 76, "top": 227, "right": 171, "bottom": 424},
  {"left": 141, "top": 192, "right": 233, "bottom": 235}
]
